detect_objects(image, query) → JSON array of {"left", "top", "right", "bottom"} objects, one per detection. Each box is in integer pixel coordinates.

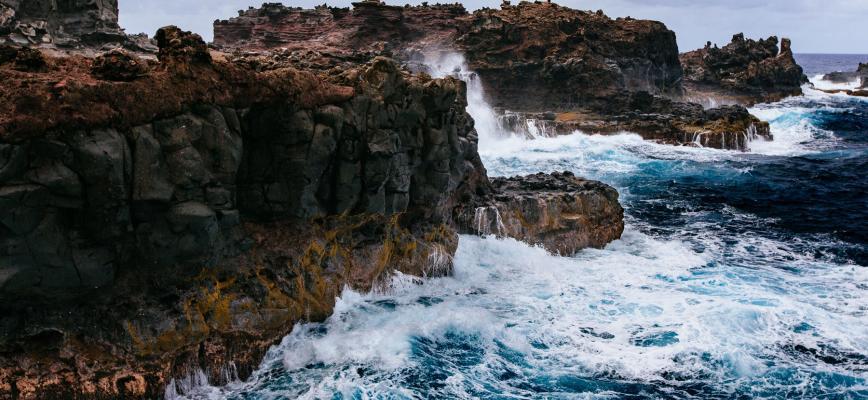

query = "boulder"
[
  {"left": 91, "top": 48, "right": 148, "bottom": 81},
  {"left": 457, "top": 171, "right": 624, "bottom": 254}
]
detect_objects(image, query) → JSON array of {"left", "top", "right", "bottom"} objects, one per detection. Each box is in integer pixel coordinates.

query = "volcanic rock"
[
  {"left": 91, "top": 48, "right": 148, "bottom": 81},
  {"left": 214, "top": 1, "right": 683, "bottom": 111},
  {"left": 457, "top": 171, "right": 624, "bottom": 254},
  {"left": 0, "top": 23, "right": 624, "bottom": 399},
  {"left": 821, "top": 63, "right": 868, "bottom": 89},
  {"left": 500, "top": 91, "right": 772, "bottom": 150},
  {"left": 680, "top": 34, "right": 808, "bottom": 104},
  {"left": 0, "top": 0, "right": 155, "bottom": 52}
]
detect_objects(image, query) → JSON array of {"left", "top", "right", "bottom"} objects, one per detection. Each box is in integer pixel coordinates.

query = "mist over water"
[{"left": 172, "top": 58, "right": 868, "bottom": 399}]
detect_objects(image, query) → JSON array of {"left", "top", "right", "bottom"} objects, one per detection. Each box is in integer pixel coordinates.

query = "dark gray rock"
[
  {"left": 130, "top": 124, "right": 174, "bottom": 203},
  {"left": 25, "top": 160, "right": 81, "bottom": 197},
  {"left": 0, "top": 143, "right": 27, "bottom": 184}
]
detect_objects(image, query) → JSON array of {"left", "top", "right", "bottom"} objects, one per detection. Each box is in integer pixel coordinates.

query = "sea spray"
[
  {"left": 473, "top": 206, "right": 506, "bottom": 236},
  {"left": 422, "top": 52, "right": 559, "bottom": 142},
  {"left": 174, "top": 56, "right": 868, "bottom": 400}
]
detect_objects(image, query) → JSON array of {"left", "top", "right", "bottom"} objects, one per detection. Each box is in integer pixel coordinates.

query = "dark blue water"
[{"left": 173, "top": 58, "right": 868, "bottom": 400}]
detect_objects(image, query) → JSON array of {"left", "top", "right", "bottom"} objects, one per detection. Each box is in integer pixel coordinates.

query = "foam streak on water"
[{"left": 174, "top": 62, "right": 868, "bottom": 400}]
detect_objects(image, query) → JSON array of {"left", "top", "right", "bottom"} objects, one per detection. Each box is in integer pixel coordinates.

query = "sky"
[{"left": 118, "top": 0, "right": 868, "bottom": 54}]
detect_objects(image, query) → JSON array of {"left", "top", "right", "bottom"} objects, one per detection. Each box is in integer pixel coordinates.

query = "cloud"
[{"left": 117, "top": 0, "right": 868, "bottom": 53}]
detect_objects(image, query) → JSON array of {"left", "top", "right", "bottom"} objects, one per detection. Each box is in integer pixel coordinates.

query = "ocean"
[{"left": 173, "top": 54, "right": 868, "bottom": 399}]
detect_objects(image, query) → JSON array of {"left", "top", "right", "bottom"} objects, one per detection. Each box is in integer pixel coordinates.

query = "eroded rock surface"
[
  {"left": 457, "top": 171, "right": 624, "bottom": 255},
  {"left": 680, "top": 33, "right": 808, "bottom": 104},
  {"left": 0, "top": 25, "right": 624, "bottom": 399}
]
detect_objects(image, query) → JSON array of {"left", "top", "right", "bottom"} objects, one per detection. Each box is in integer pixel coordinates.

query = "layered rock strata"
[
  {"left": 0, "top": 27, "right": 624, "bottom": 398},
  {"left": 680, "top": 33, "right": 808, "bottom": 105}
]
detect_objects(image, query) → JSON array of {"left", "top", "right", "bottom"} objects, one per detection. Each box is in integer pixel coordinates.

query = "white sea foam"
[
  {"left": 175, "top": 57, "right": 867, "bottom": 400},
  {"left": 809, "top": 74, "right": 863, "bottom": 92},
  {"left": 177, "top": 227, "right": 866, "bottom": 399}
]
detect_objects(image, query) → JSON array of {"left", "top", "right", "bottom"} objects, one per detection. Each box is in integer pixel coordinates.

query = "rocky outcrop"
[
  {"left": 500, "top": 92, "right": 772, "bottom": 150},
  {"left": 680, "top": 33, "right": 808, "bottom": 104},
  {"left": 457, "top": 171, "right": 624, "bottom": 255},
  {"left": 453, "top": 3, "right": 683, "bottom": 112},
  {"left": 0, "top": 0, "right": 154, "bottom": 52},
  {"left": 0, "top": 26, "right": 623, "bottom": 398},
  {"left": 821, "top": 63, "right": 868, "bottom": 89}
]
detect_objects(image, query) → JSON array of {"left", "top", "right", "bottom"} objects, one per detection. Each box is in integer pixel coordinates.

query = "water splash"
[
  {"left": 473, "top": 206, "right": 506, "bottom": 237},
  {"left": 174, "top": 57, "right": 868, "bottom": 400},
  {"left": 423, "top": 52, "right": 557, "bottom": 142}
]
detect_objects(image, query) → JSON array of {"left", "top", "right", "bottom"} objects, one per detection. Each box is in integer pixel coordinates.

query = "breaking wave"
[{"left": 172, "top": 61, "right": 868, "bottom": 400}]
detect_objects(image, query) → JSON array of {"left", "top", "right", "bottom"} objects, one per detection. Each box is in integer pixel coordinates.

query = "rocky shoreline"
[
  {"left": 0, "top": 21, "right": 623, "bottom": 400},
  {"left": 0, "top": 0, "right": 810, "bottom": 398}
]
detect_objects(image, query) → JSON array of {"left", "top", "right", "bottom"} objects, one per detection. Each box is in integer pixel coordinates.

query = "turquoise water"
[{"left": 172, "top": 68, "right": 868, "bottom": 399}]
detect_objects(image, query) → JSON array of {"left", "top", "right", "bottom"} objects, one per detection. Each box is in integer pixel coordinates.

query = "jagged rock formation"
[
  {"left": 0, "top": 27, "right": 624, "bottom": 398},
  {"left": 0, "top": 0, "right": 154, "bottom": 52},
  {"left": 680, "top": 33, "right": 808, "bottom": 104},
  {"left": 458, "top": 171, "right": 624, "bottom": 255}
]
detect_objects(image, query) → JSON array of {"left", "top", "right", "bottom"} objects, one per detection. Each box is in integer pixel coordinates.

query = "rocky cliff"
[
  {"left": 0, "top": 25, "right": 624, "bottom": 398},
  {"left": 214, "top": 2, "right": 466, "bottom": 53},
  {"left": 453, "top": 3, "right": 683, "bottom": 111},
  {"left": 680, "top": 33, "right": 808, "bottom": 104},
  {"left": 215, "top": 2, "right": 683, "bottom": 110},
  {"left": 212, "top": 2, "right": 778, "bottom": 150}
]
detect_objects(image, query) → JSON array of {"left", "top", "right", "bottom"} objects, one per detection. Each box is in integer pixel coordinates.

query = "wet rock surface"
[
  {"left": 502, "top": 92, "right": 771, "bottom": 150},
  {"left": 0, "top": 24, "right": 624, "bottom": 399},
  {"left": 820, "top": 63, "right": 868, "bottom": 90},
  {"left": 680, "top": 33, "right": 808, "bottom": 105},
  {"left": 457, "top": 171, "right": 625, "bottom": 255}
]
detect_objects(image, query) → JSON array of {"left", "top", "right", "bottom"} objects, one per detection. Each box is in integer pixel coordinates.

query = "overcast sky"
[{"left": 118, "top": 0, "right": 868, "bottom": 54}]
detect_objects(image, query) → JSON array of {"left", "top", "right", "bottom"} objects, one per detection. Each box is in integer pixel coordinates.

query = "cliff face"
[
  {"left": 214, "top": 2, "right": 683, "bottom": 111},
  {"left": 212, "top": 2, "right": 780, "bottom": 150},
  {"left": 0, "top": 27, "right": 624, "bottom": 398},
  {"left": 680, "top": 34, "right": 808, "bottom": 104},
  {"left": 455, "top": 3, "right": 683, "bottom": 111}
]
